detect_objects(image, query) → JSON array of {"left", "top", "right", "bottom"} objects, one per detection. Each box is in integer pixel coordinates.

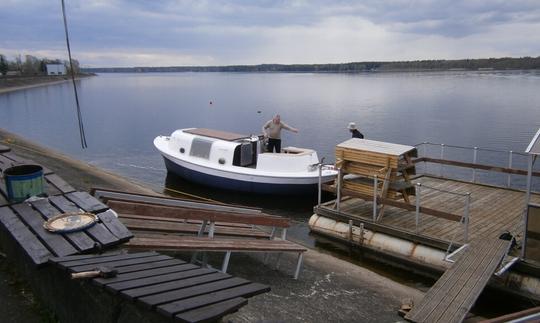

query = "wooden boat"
[{"left": 154, "top": 128, "right": 337, "bottom": 194}]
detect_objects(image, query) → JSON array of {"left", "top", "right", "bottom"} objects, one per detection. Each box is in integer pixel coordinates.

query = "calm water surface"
[
  {"left": 1, "top": 71, "right": 539, "bottom": 288},
  {"left": 1, "top": 71, "right": 540, "bottom": 209}
]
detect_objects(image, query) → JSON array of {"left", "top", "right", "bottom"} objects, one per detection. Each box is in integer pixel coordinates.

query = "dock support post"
[
  {"left": 522, "top": 155, "right": 535, "bottom": 258},
  {"left": 423, "top": 142, "right": 428, "bottom": 175},
  {"left": 318, "top": 163, "right": 322, "bottom": 208},
  {"left": 221, "top": 251, "right": 231, "bottom": 273},
  {"left": 294, "top": 253, "right": 304, "bottom": 280},
  {"left": 507, "top": 151, "right": 513, "bottom": 188},
  {"left": 336, "top": 168, "right": 342, "bottom": 212},
  {"left": 348, "top": 220, "right": 353, "bottom": 243},
  {"left": 472, "top": 147, "right": 478, "bottom": 182},
  {"left": 463, "top": 193, "right": 471, "bottom": 243},
  {"left": 415, "top": 183, "right": 421, "bottom": 233},
  {"left": 372, "top": 175, "right": 378, "bottom": 222},
  {"left": 208, "top": 222, "right": 215, "bottom": 238},
  {"left": 439, "top": 144, "right": 445, "bottom": 177}
]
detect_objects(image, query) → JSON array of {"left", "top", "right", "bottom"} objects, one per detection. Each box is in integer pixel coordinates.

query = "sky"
[{"left": 1, "top": 0, "right": 540, "bottom": 67}]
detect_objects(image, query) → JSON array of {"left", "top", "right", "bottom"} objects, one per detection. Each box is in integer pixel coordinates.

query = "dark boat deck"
[{"left": 319, "top": 175, "right": 540, "bottom": 245}]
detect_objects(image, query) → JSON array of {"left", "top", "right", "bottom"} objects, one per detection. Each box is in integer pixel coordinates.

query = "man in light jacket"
[{"left": 262, "top": 114, "right": 298, "bottom": 153}]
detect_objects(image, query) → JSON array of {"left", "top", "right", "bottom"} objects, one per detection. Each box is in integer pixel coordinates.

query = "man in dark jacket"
[{"left": 348, "top": 122, "right": 364, "bottom": 139}]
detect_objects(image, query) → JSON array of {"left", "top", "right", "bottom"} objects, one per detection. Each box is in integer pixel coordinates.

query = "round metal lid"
[{"left": 44, "top": 212, "right": 97, "bottom": 233}]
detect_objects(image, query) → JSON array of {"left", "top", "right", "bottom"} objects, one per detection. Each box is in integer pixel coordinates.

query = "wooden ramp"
[{"left": 405, "top": 236, "right": 512, "bottom": 323}]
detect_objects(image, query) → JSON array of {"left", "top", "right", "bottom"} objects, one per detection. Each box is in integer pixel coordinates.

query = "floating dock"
[{"left": 310, "top": 139, "right": 540, "bottom": 302}]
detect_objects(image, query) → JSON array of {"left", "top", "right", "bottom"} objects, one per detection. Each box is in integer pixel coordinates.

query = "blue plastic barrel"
[{"left": 3, "top": 164, "right": 44, "bottom": 202}]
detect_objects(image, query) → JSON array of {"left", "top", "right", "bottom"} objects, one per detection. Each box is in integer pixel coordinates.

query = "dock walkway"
[
  {"left": 319, "top": 175, "right": 540, "bottom": 245},
  {"left": 405, "top": 236, "right": 512, "bottom": 323}
]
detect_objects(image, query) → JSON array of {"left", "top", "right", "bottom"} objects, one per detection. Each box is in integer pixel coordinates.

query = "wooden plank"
[
  {"left": 113, "top": 259, "right": 184, "bottom": 274},
  {"left": 118, "top": 216, "right": 268, "bottom": 239},
  {"left": 0, "top": 190, "right": 9, "bottom": 207},
  {"left": 98, "top": 210, "right": 134, "bottom": 241},
  {"left": 107, "top": 200, "right": 290, "bottom": 227},
  {"left": 45, "top": 174, "right": 76, "bottom": 194},
  {"left": 105, "top": 268, "right": 217, "bottom": 293},
  {"left": 125, "top": 272, "right": 231, "bottom": 301},
  {"left": 176, "top": 297, "right": 247, "bottom": 323},
  {"left": 126, "top": 235, "right": 307, "bottom": 252},
  {"left": 0, "top": 155, "right": 15, "bottom": 171},
  {"left": 11, "top": 203, "right": 78, "bottom": 257},
  {"left": 93, "top": 263, "right": 195, "bottom": 286},
  {"left": 322, "top": 184, "right": 462, "bottom": 222},
  {"left": 139, "top": 277, "right": 250, "bottom": 309},
  {"left": 2, "top": 152, "right": 53, "bottom": 174},
  {"left": 405, "top": 237, "right": 511, "bottom": 323},
  {"left": 0, "top": 206, "right": 52, "bottom": 265},
  {"left": 0, "top": 144, "right": 11, "bottom": 153},
  {"left": 70, "top": 254, "right": 172, "bottom": 273},
  {"left": 29, "top": 198, "right": 96, "bottom": 251},
  {"left": 336, "top": 138, "right": 416, "bottom": 156},
  {"left": 119, "top": 213, "right": 254, "bottom": 229},
  {"left": 434, "top": 240, "right": 511, "bottom": 322},
  {"left": 157, "top": 283, "right": 269, "bottom": 317},
  {"left": 49, "top": 250, "right": 124, "bottom": 263},
  {"left": 59, "top": 251, "right": 159, "bottom": 268},
  {"left": 66, "top": 191, "right": 108, "bottom": 213},
  {"left": 183, "top": 128, "right": 249, "bottom": 141},
  {"left": 92, "top": 188, "right": 262, "bottom": 215},
  {"left": 49, "top": 195, "right": 119, "bottom": 247},
  {"left": 417, "top": 157, "right": 540, "bottom": 177}
]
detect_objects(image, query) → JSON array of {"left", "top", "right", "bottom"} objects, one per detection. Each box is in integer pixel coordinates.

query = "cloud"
[{"left": 1, "top": 0, "right": 539, "bottom": 66}]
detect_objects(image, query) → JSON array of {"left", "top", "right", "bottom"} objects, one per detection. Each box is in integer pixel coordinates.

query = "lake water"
[
  {"left": 1, "top": 71, "right": 539, "bottom": 190},
  {"left": 1, "top": 71, "right": 539, "bottom": 307}
]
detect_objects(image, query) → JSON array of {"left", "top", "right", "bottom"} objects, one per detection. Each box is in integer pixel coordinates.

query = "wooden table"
[
  {"left": 50, "top": 251, "right": 270, "bottom": 323},
  {"left": 333, "top": 138, "right": 417, "bottom": 219},
  {"left": 0, "top": 191, "right": 133, "bottom": 265}
]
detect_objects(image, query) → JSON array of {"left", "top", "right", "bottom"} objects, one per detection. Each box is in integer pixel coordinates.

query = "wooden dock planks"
[
  {"left": 405, "top": 237, "right": 512, "bottom": 323},
  {"left": 50, "top": 252, "right": 269, "bottom": 323},
  {"left": 319, "top": 175, "right": 540, "bottom": 245}
]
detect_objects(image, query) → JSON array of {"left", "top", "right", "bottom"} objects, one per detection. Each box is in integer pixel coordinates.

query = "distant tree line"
[
  {"left": 83, "top": 56, "right": 540, "bottom": 73},
  {"left": 0, "top": 53, "right": 80, "bottom": 76}
]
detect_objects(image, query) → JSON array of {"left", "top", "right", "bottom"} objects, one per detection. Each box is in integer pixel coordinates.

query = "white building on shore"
[{"left": 46, "top": 64, "right": 66, "bottom": 75}]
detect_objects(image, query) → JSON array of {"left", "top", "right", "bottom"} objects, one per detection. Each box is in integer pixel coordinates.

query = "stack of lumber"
[{"left": 333, "top": 139, "right": 417, "bottom": 201}]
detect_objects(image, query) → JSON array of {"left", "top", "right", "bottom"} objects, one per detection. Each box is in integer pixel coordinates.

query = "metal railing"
[
  {"left": 415, "top": 183, "right": 471, "bottom": 244},
  {"left": 415, "top": 142, "right": 538, "bottom": 191}
]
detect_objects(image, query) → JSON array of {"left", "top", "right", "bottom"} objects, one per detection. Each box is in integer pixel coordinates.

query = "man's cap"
[{"left": 348, "top": 122, "right": 357, "bottom": 130}]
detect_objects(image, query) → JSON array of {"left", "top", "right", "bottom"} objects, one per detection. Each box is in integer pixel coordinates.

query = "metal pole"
[
  {"left": 318, "top": 163, "right": 322, "bottom": 207},
  {"left": 423, "top": 142, "right": 428, "bottom": 175},
  {"left": 439, "top": 144, "right": 445, "bottom": 177},
  {"left": 522, "top": 155, "right": 535, "bottom": 258},
  {"left": 415, "top": 183, "right": 421, "bottom": 233},
  {"left": 507, "top": 151, "right": 513, "bottom": 188},
  {"left": 463, "top": 193, "right": 471, "bottom": 243},
  {"left": 373, "top": 175, "right": 378, "bottom": 221},
  {"left": 472, "top": 147, "right": 478, "bottom": 182},
  {"left": 336, "top": 168, "right": 342, "bottom": 212}
]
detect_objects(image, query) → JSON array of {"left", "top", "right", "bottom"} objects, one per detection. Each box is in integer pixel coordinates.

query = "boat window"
[{"left": 190, "top": 138, "right": 213, "bottom": 159}]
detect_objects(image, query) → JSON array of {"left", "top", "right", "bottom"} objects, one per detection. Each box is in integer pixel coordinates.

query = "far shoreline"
[{"left": 0, "top": 74, "right": 95, "bottom": 95}]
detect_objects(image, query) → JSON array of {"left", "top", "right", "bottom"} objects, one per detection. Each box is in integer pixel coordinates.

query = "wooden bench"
[{"left": 105, "top": 199, "right": 308, "bottom": 279}]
